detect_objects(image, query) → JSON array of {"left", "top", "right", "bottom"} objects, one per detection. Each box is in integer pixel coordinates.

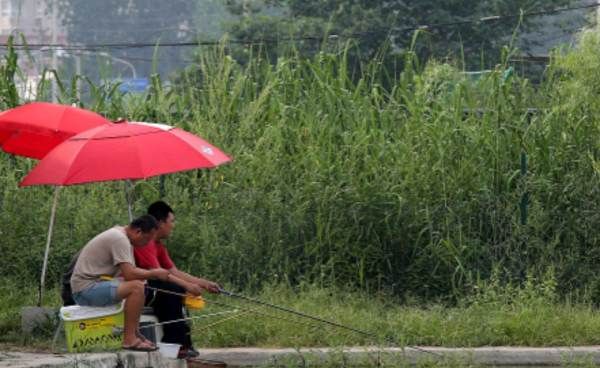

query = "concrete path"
[{"left": 3, "top": 346, "right": 600, "bottom": 367}]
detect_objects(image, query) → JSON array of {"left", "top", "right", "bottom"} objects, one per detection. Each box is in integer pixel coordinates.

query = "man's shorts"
[{"left": 73, "top": 280, "right": 121, "bottom": 307}]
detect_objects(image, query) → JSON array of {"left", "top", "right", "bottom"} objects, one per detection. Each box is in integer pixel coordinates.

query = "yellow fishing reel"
[{"left": 184, "top": 295, "right": 205, "bottom": 310}]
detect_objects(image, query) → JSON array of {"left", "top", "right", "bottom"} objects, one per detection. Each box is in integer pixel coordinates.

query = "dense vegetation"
[
  {"left": 1, "top": 30, "right": 600, "bottom": 310},
  {"left": 224, "top": 0, "right": 578, "bottom": 68}
]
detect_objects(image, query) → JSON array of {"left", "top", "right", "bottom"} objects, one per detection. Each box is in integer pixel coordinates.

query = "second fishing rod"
[{"left": 146, "top": 285, "right": 440, "bottom": 357}]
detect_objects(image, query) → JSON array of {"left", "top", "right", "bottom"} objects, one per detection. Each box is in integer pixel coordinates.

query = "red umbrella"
[
  {"left": 0, "top": 102, "right": 111, "bottom": 159},
  {"left": 19, "top": 121, "right": 231, "bottom": 305},
  {"left": 20, "top": 121, "right": 231, "bottom": 186}
]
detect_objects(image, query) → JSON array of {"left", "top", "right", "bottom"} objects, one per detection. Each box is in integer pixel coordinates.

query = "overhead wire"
[
  {"left": 395, "top": 1, "right": 599, "bottom": 33},
  {"left": 0, "top": 2, "right": 598, "bottom": 51}
]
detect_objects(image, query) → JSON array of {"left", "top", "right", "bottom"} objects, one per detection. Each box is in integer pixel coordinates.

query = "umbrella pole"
[
  {"left": 125, "top": 180, "right": 134, "bottom": 222},
  {"left": 38, "top": 186, "right": 61, "bottom": 307}
]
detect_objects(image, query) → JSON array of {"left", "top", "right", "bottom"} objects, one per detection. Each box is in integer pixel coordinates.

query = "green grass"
[
  {"left": 191, "top": 277, "right": 600, "bottom": 348},
  {"left": 4, "top": 276, "right": 597, "bottom": 350},
  {"left": 4, "top": 276, "right": 600, "bottom": 368}
]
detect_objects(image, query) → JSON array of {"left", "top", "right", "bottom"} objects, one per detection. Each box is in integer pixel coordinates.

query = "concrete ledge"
[
  {"left": 0, "top": 351, "right": 185, "bottom": 368},
  {"left": 3, "top": 346, "right": 600, "bottom": 367},
  {"left": 21, "top": 307, "right": 57, "bottom": 334}
]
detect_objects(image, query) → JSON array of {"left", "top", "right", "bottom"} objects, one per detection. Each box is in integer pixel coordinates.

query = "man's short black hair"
[
  {"left": 147, "top": 201, "right": 174, "bottom": 222},
  {"left": 130, "top": 214, "right": 158, "bottom": 233}
]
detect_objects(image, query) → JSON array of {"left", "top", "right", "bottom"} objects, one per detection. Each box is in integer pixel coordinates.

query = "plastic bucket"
[{"left": 157, "top": 342, "right": 181, "bottom": 359}]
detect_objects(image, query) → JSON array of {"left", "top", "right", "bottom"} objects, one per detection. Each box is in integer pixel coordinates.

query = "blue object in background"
[{"left": 118, "top": 78, "right": 149, "bottom": 93}]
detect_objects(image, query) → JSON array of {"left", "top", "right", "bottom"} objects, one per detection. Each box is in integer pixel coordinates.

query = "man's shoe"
[
  {"left": 186, "top": 347, "right": 200, "bottom": 358},
  {"left": 177, "top": 347, "right": 200, "bottom": 359}
]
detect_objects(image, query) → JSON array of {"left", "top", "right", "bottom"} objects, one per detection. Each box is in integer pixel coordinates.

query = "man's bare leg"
[{"left": 117, "top": 280, "right": 146, "bottom": 347}]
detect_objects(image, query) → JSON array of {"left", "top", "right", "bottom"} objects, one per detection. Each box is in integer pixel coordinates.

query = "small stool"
[{"left": 139, "top": 307, "right": 163, "bottom": 344}]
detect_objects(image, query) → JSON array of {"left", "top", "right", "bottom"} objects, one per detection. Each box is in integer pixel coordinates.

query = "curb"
[
  {"left": 3, "top": 346, "right": 600, "bottom": 367},
  {"left": 198, "top": 346, "right": 600, "bottom": 366}
]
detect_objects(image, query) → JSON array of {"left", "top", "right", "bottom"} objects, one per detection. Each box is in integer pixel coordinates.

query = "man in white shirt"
[{"left": 71, "top": 215, "right": 169, "bottom": 351}]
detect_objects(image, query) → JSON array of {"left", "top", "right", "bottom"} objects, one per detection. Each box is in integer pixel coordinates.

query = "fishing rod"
[
  {"left": 217, "top": 288, "right": 440, "bottom": 357},
  {"left": 138, "top": 310, "right": 240, "bottom": 329},
  {"left": 146, "top": 286, "right": 328, "bottom": 331},
  {"left": 219, "top": 288, "right": 381, "bottom": 339},
  {"left": 145, "top": 285, "right": 440, "bottom": 357},
  {"left": 116, "top": 310, "right": 242, "bottom": 337}
]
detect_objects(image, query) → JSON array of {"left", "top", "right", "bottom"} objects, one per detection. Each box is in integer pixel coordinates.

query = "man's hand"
[
  {"left": 185, "top": 282, "right": 204, "bottom": 296},
  {"left": 200, "top": 280, "right": 221, "bottom": 294},
  {"left": 151, "top": 268, "right": 170, "bottom": 281}
]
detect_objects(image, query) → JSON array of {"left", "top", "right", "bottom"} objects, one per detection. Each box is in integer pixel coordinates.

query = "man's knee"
[{"left": 118, "top": 280, "right": 146, "bottom": 299}]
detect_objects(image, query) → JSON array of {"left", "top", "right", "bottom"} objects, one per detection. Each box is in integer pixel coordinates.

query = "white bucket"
[{"left": 157, "top": 342, "right": 181, "bottom": 359}]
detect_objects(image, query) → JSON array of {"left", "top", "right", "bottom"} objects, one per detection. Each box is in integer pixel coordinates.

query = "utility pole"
[
  {"left": 596, "top": 0, "right": 600, "bottom": 28},
  {"left": 51, "top": 0, "right": 58, "bottom": 102},
  {"left": 242, "top": 0, "right": 251, "bottom": 17},
  {"left": 598, "top": 0, "right": 600, "bottom": 27}
]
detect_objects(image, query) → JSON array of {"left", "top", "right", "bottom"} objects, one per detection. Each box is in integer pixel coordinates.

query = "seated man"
[
  {"left": 70, "top": 215, "right": 170, "bottom": 351},
  {"left": 134, "top": 201, "right": 220, "bottom": 358}
]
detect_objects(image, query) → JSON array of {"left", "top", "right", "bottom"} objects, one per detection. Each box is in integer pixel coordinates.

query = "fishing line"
[
  {"left": 207, "top": 296, "right": 333, "bottom": 333},
  {"left": 218, "top": 288, "right": 438, "bottom": 356},
  {"left": 146, "top": 285, "right": 329, "bottom": 332},
  {"left": 145, "top": 285, "right": 440, "bottom": 357},
  {"left": 191, "top": 310, "right": 254, "bottom": 332},
  {"left": 189, "top": 295, "right": 362, "bottom": 349},
  {"left": 147, "top": 285, "right": 363, "bottom": 341},
  {"left": 215, "top": 290, "right": 440, "bottom": 357},
  {"left": 138, "top": 310, "right": 240, "bottom": 329}
]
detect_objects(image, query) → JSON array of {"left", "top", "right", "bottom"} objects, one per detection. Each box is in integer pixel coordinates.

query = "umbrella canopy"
[
  {"left": 0, "top": 102, "right": 111, "bottom": 159},
  {"left": 20, "top": 121, "right": 231, "bottom": 186}
]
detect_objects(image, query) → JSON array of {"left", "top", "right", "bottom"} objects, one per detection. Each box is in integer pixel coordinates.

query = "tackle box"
[{"left": 59, "top": 303, "right": 124, "bottom": 352}]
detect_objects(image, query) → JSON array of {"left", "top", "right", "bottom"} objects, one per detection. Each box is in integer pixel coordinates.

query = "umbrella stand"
[{"left": 38, "top": 186, "right": 61, "bottom": 306}]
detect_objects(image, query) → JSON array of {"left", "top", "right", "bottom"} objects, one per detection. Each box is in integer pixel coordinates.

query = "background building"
[{"left": 0, "top": 0, "right": 66, "bottom": 99}]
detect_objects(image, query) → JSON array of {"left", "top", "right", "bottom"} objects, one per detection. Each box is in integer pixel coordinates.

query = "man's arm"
[
  {"left": 119, "top": 262, "right": 169, "bottom": 282},
  {"left": 163, "top": 272, "right": 204, "bottom": 296},
  {"left": 169, "top": 266, "right": 221, "bottom": 293}
]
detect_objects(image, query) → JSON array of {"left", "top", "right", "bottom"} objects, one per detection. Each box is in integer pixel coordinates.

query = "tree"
[{"left": 224, "top": 0, "right": 581, "bottom": 68}]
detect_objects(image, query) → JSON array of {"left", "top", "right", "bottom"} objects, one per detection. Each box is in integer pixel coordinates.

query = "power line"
[
  {"left": 0, "top": 2, "right": 597, "bottom": 51},
  {"left": 404, "top": 1, "right": 599, "bottom": 32}
]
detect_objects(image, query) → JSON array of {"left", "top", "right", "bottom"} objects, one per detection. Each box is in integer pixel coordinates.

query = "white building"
[
  {"left": 0, "top": 0, "right": 65, "bottom": 43},
  {"left": 0, "top": 0, "right": 66, "bottom": 100}
]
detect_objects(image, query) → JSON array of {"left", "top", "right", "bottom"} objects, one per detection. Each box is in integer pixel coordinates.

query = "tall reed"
[{"left": 1, "top": 33, "right": 599, "bottom": 303}]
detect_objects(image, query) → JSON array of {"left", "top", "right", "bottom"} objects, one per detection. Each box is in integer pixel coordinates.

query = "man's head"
[
  {"left": 126, "top": 214, "right": 158, "bottom": 247},
  {"left": 147, "top": 201, "right": 175, "bottom": 240}
]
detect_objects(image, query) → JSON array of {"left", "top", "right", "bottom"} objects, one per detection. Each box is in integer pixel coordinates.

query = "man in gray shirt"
[{"left": 71, "top": 215, "right": 169, "bottom": 351}]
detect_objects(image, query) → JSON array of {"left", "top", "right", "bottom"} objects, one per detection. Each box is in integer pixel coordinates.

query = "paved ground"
[{"left": 3, "top": 346, "right": 600, "bottom": 367}]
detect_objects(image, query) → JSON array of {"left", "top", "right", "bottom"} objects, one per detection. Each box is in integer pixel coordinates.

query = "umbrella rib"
[
  {"left": 61, "top": 140, "right": 93, "bottom": 185},
  {"left": 70, "top": 129, "right": 167, "bottom": 141},
  {"left": 55, "top": 107, "right": 68, "bottom": 133}
]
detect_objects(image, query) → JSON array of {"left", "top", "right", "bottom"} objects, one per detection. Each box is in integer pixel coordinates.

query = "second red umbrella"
[{"left": 0, "top": 102, "right": 111, "bottom": 159}]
